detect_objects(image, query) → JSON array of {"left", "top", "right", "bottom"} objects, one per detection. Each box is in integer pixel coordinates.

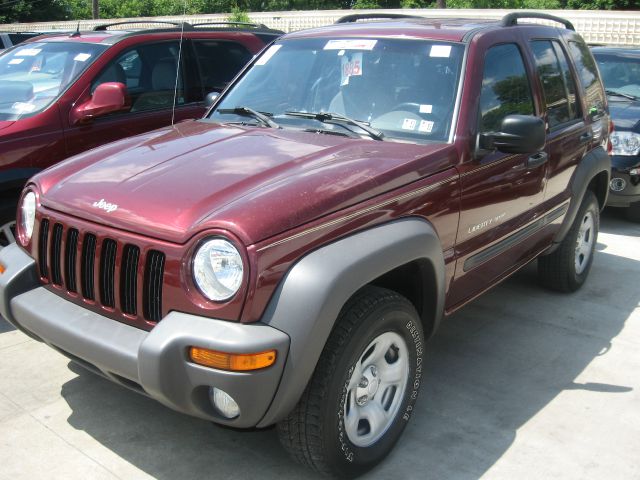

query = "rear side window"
[
  {"left": 568, "top": 40, "right": 606, "bottom": 117},
  {"left": 479, "top": 43, "right": 534, "bottom": 133},
  {"left": 531, "top": 40, "right": 580, "bottom": 129},
  {"left": 192, "top": 40, "right": 252, "bottom": 94}
]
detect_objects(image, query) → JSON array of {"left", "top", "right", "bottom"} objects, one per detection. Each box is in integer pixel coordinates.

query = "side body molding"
[{"left": 257, "top": 217, "right": 445, "bottom": 427}]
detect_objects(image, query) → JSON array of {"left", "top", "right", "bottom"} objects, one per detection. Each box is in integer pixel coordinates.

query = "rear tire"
[
  {"left": 538, "top": 190, "right": 599, "bottom": 292},
  {"left": 277, "top": 286, "right": 424, "bottom": 478}
]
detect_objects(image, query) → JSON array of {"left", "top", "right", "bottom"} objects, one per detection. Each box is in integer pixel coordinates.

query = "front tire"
[
  {"left": 538, "top": 190, "right": 599, "bottom": 292},
  {"left": 278, "top": 286, "right": 425, "bottom": 478}
]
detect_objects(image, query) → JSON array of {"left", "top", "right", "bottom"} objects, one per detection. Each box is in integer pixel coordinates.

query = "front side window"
[
  {"left": 531, "top": 40, "right": 580, "bottom": 129},
  {"left": 0, "top": 41, "right": 106, "bottom": 120},
  {"left": 209, "top": 38, "right": 465, "bottom": 143},
  {"left": 91, "top": 42, "right": 189, "bottom": 114},
  {"left": 479, "top": 43, "right": 534, "bottom": 133}
]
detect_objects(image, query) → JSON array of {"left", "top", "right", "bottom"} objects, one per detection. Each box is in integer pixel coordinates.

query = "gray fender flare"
[
  {"left": 256, "top": 217, "right": 445, "bottom": 427},
  {"left": 550, "top": 146, "right": 610, "bottom": 248}
]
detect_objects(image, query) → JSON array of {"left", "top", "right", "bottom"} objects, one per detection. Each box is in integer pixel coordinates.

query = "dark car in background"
[
  {"left": 592, "top": 47, "right": 640, "bottom": 221},
  {"left": 0, "top": 21, "right": 282, "bottom": 246},
  {"left": 0, "top": 31, "right": 42, "bottom": 50}
]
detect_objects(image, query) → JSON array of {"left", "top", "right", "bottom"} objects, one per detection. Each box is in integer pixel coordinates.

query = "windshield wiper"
[
  {"left": 285, "top": 111, "right": 384, "bottom": 141},
  {"left": 217, "top": 106, "right": 279, "bottom": 128},
  {"left": 605, "top": 89, "right": 639, "bottom": 101}
]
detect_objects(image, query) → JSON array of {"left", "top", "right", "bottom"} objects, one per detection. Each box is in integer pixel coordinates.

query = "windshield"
[
  {"left": 593, "top": 52, "right": 640, "bottom": 100},
  {"left": 0, "top": 41, "right": 107, "bottom": 120},
  {"left": 209, "top": 38, "right": 464, "bottom": 143}
]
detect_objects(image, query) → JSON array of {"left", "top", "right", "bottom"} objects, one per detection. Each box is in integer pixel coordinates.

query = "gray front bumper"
[{"left": 0, "top": 244, "right": 289, "bottom": 428}]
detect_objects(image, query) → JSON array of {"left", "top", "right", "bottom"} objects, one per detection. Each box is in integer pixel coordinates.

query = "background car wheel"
[
  {"left": 625, "top": 201, "right": 640, "bottom": 223},
  {"left": 538, "top": 190, "right": 599, "bottom": 292},
  {"left": 277, "top": 286, "right": 425, "bottom": 478}
]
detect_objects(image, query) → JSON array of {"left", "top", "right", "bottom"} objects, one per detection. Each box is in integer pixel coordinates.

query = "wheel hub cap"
[
  {"left": 574, "top": 211, "right": 595, "bottom": 275},
  {"left": 343, "top": 331, "right": 410, "bottom": 447}
]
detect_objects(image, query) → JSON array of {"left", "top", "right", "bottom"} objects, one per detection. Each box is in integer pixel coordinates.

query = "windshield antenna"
[
  {"left": 171, "top": 0, "right": 188, "bottom": 126},
  {"left": 70, "top": 22, "right": 81, "bottom": 37}
]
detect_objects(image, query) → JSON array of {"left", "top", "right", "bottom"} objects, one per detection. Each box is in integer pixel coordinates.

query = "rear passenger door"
[
  {"left": 64, "top": 41, "right": 204, "bottom": 157},
  {"left": 528, "top": 39, "right": 589, "bottom": 203}
]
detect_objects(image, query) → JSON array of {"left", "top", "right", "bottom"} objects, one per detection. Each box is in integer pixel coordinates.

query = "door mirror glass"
[
  {"left": 71, "top": 82, "right": 129, "bottom": 124},
  {"left": 479, "top": 114, "right": 546, "bottom": 154}
]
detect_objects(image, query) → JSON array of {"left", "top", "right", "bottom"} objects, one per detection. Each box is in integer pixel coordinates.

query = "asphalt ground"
[{"left": 0, "top": 210, "right": 638, "bottom": 480}]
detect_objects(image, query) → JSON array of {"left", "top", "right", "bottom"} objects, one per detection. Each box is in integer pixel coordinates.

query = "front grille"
[{"left": 37, "top": 219, "right": 165, "bottom": 324}]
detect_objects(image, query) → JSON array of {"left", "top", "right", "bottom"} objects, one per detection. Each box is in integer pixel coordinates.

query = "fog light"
[
  {"left": 610, "top": 177, "right": 626, "bottom": 192},
  {"left": 210, "top": 387, "right": 240, "bottom": 419}
]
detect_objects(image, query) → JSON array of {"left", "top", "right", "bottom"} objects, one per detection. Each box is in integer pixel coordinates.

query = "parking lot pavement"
[{"left": 0, "top": 211, "right": 638, "bottom": 480}]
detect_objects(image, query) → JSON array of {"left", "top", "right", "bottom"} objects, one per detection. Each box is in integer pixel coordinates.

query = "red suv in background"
[{"left": 0, "top": 21, "right": 282, "bottom": 244}]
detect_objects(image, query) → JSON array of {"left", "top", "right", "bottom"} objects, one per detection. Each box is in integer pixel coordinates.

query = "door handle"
[
  {"left": 579, "top": 132, "right": 593, "bottom": 144},
  {"left": 527, "top": 151, "right": 548, "bottom": 168}
]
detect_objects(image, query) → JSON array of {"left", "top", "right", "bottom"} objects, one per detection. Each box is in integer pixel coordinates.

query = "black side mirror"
[
  {"left": 479, "top": 114, "right": 546, "bottom": 154},
  {"left": 205, "top": 91, "right": 220, "bottom": 108}
]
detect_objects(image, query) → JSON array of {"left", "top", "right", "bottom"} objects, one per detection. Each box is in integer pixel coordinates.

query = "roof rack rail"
[
  {"left": 501, "top": 12, "right": 575, "bottom": 31},
  {"left": 93, "top": 20, "right": 189, "bottom": 31},
  {"left": 335, "top": 13, "right": 423, "bottom": 24},
  {"left": 191, "top": 21, "right": 268, "bottom": 29}
]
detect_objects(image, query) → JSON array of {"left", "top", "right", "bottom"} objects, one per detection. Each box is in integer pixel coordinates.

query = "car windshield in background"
[
  {"left": 0, "top": 41, "right": 107, "bottom": 120},
  {"left": 593, "top": 51, "right": 640, "bottom": 100},
  {"left": 208, "top": 38, "right": 464, "bottom": 143}
]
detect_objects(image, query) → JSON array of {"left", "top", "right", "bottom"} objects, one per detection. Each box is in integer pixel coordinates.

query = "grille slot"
[
  {"left": 120, "top": 245, "right": 140, "bottom": 315},
  {"left": 65, "top": 229, "right": 79, "bottom": 293},
  {"left": 50, "top": 223, "right": 64, "bottom": 286},
  {"left": 144, "top": 250, "right": 165, "bottom": 322},
  {"left": 99, "top": 239, "right": 117, "bottom": 308},
  {"left": 81, "top": 234, "right": 97, "bottom": 300},
  {"left": 38, "top": 219, "right": 50, "bottom": 279}
]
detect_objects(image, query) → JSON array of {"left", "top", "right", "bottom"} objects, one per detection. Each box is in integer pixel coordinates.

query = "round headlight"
[
  {"left": 20, "top": 191, "right": 36, "bottom": 244},
  {"left": 193, "top": 238, "right": 244, "bottom": 301}
]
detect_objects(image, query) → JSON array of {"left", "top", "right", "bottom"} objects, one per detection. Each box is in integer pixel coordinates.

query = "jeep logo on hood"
[{"left": 92, "top": 199, "right": 118, "bottom": 213}]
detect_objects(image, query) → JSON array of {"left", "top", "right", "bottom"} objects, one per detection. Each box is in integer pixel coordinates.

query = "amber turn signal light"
[
  {"left": 0, "top": 263, "right": 5, "bottom": 274},
  {"left": 189, "top": 347, "right": 276, "bottom": 371}
]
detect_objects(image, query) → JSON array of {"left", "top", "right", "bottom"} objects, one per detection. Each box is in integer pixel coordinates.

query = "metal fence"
[{"left": 2, "top": 8, "right": 639, "bottom": 45}]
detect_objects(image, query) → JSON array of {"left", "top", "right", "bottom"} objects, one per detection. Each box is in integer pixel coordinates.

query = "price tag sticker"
[{"left": 341, "top": 52, "right": 362, "bottom": 86}]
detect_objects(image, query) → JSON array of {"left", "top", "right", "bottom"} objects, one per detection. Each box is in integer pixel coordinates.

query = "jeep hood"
[{"left": 36, "top": 120, "right": 454, "bottom": 245}]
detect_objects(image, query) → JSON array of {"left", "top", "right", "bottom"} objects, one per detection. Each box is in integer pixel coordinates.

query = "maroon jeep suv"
[
  {"left": 0, "top": 13, "right": 610, "bottom": 477},
  {"left": 0, "top": 21, "right": 282, "bottom": 244}
]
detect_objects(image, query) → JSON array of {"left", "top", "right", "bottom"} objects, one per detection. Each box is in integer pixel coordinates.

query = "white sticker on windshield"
[
  {"left": 341, "top": 52, "right": 362, "bottom": 86},
  {"left": 12, "top": 102, "right": 36, "bottom": 113},
  {"left": 430, "top": 45, "right": 452, "bottom": 58},
  {"left": 255, "top": 44, "right": 282, "bottom": 66},
  {"left": 419, "top": 104, "right": 433, "bottom": 114},
  {"left": 74, "top": 53, "right": 92, "bottom": 62},
  {"left": 9, "top": 58, "right": 24, "bottom": 65},
  {"left": 16, "top": 48, "right": 41, "bottom": 57},
  {"left": 324, "top": 39, "right": 377, "bottom": 51},
  {"left": 402, "top": 118, "right": 417, "bottom": 130},
  {"left": 419, "top": 120, "right": 434, "bottom": 133}
]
